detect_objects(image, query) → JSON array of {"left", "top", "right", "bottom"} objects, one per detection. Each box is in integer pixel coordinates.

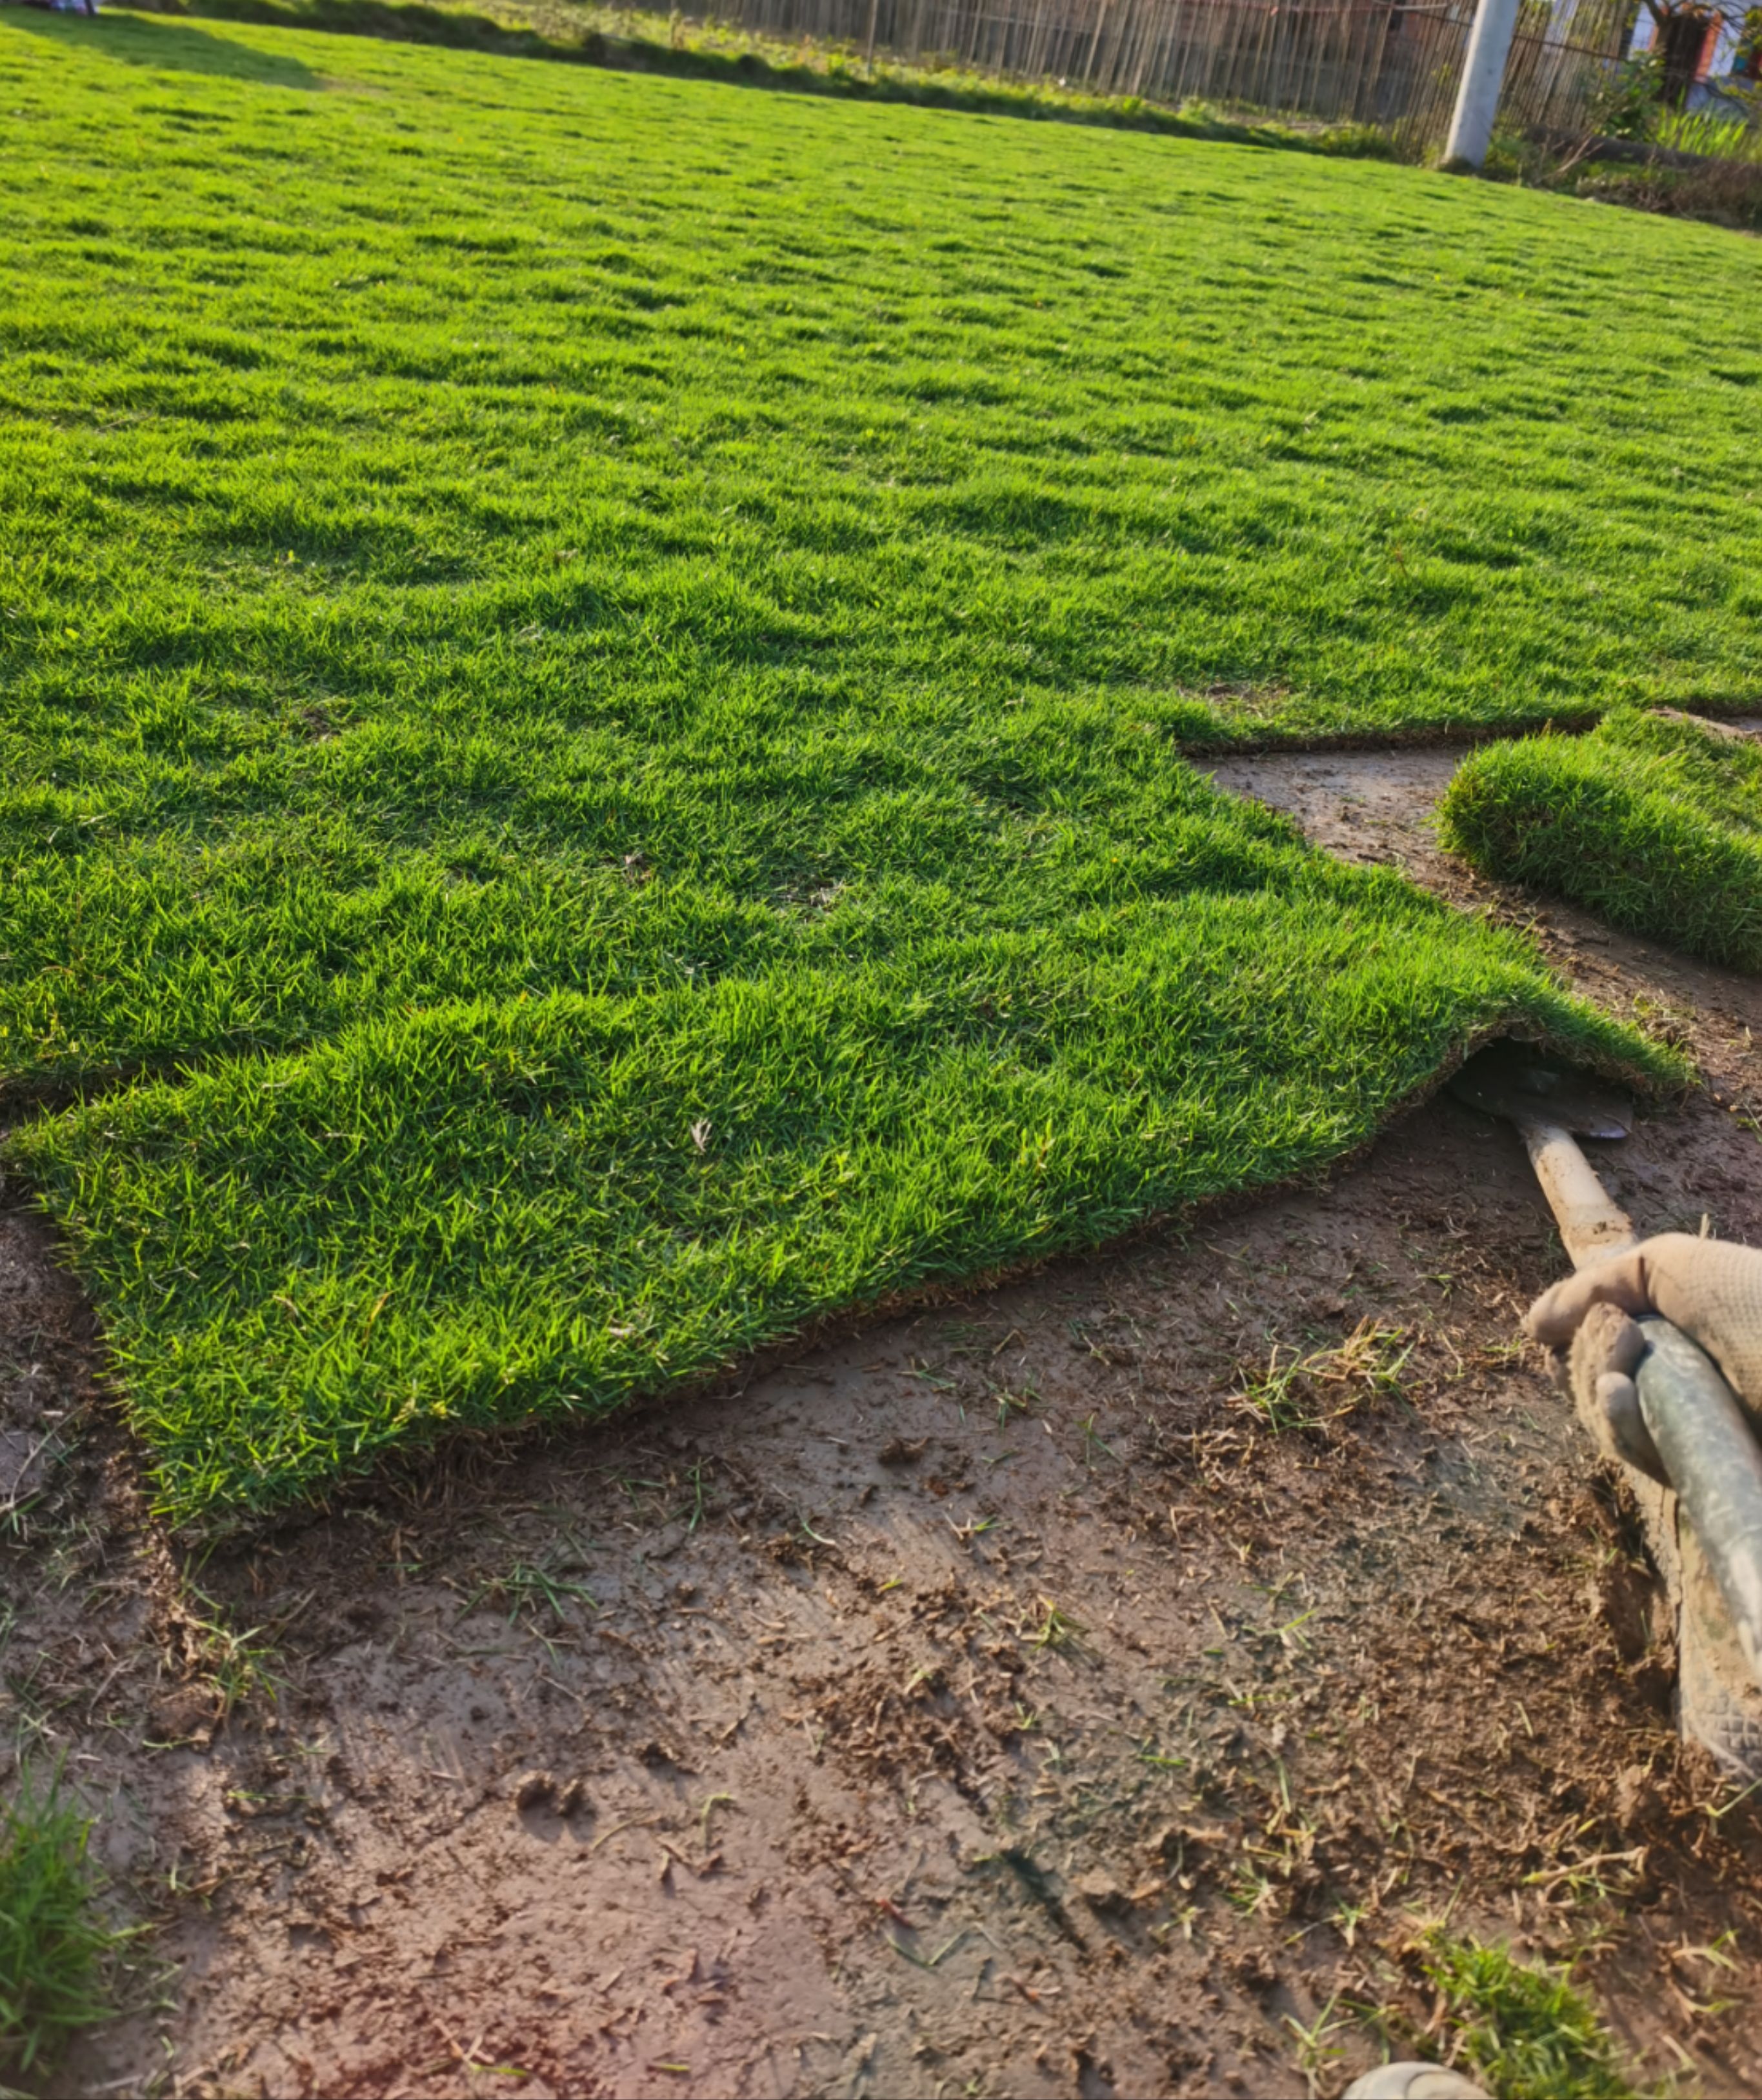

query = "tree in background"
[{"left": 1631, "top": 0, "right": 1744, "bottom": 104}]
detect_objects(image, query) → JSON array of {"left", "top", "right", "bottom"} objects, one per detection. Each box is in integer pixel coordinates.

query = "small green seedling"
[{"left": 1024, "top": 1598, "right": 1086, "bottom": 1652}]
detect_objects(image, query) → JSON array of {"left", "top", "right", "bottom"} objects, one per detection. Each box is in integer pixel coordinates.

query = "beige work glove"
[{"left": 1525, "top": 1234, "right": 1762, "bottom": 1486}]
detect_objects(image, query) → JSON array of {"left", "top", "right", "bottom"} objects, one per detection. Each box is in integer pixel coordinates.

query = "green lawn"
[
  {"left": 1441, "top": 709, "right": 1762, "bottom": 970},
  {"left": 0, "top": 13, "right": 1721, "bottom": 1517}
]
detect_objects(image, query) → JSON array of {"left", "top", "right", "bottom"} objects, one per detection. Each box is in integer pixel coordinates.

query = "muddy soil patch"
[
  {"left": 1, "top": 1093, "right": 1758, "bottom": 2094},
  {"left": 3, "top": 740, "right": 1761, "bottom": 2096}
]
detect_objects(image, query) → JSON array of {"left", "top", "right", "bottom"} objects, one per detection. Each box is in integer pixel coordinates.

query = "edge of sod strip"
[
  {"left": 1439, "top": 708, "right": 1762, "bottom": 973},
  {"left": 5, "top": 932, "right": 1677, "bottom": 1531}
]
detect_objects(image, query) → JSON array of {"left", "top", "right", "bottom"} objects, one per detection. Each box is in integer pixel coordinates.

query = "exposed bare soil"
[{"left": 5, "top": 744, "right": 1762, "bottom": 2099}]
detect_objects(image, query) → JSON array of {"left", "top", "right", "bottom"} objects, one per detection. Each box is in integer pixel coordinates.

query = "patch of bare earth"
[{"left": 3, "top": 743, "right": 1761, "bottom": 2098}]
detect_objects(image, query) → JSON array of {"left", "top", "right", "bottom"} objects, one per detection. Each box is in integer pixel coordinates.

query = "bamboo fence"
[{"left": 660, "top": 0, "right": 1638, "bottom": 150}]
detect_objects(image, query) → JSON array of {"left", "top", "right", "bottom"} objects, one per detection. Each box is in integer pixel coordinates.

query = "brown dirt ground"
[{"left": 6, "top": 744, "right": 1762, "bottom": 2099}]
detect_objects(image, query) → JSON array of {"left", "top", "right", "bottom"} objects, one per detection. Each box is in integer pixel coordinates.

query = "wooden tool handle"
[{"left": 1516, "top": 1115, "right": 1637, "bottom": 1268}]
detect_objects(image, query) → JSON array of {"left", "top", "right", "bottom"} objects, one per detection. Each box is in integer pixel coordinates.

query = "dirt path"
[{"left": 6, "top": 745, "right": 1762, "bottom": 2099}]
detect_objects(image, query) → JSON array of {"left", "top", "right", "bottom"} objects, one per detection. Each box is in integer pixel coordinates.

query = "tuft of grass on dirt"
[
  {"left": 0, "top": 1771, "right": 119, "bottom": 2086},
  {"left": 1439, "top": 710, "right": 1762, "bottom": 972},
  {"left": 1234, "top": 1316, "right": 1411, "bottom": 1434},
  {"left": 1416, "top": 1930, "right": 1636, "bottom": 2100}
]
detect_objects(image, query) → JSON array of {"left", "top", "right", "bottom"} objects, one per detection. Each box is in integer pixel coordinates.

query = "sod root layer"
[{"left": 9, "top": 741, "right": 1762, "bottom": 2097}]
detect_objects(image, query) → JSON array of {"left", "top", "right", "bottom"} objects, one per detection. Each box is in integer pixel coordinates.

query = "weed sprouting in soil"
[
  {"left": 1023, "top": 1597, "right": 1086, "bottom": 1652},
  {"left": 170, "top": 1590, "right": 281, "bottom": 1723},
  {"left": 0, "top": 1769, "right": 123, "bottom": 2085},
  {"left": 457, "top": 1558, "right": 600, "bottom": 1627},
  {"left": 992, "top": 1386, "right": 1036, "bottom": 1428},
  {"left": 1285, "top": 1991, "right": 1350, "bottom": 2097}
]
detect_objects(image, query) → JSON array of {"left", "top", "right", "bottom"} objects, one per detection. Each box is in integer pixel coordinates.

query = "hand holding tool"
[{"left": 1451, "top": 1043, "right": 1762, "bottom": 1710}]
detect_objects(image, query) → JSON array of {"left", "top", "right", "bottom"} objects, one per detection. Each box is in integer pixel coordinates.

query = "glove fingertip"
[
  {"left": 1523, "top": 1282, "right": 1572, "bottom": 1343},
  {"left": 1594, "top": 1369, "right": 1637, "bottom": 1412}
]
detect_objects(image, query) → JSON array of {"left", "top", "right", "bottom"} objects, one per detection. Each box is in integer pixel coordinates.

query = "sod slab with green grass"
[
  {"left": 12, "top": 889, "right": 1667, "bottom": 1518},
  {"left": 0, "top": 14, "right": 1715, "bottom": 1517},
  {"left": 1441, "top": 710, "right": 1762, "bottom": 971}
]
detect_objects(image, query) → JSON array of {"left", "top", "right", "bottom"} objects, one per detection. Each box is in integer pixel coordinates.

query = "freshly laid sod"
[
  {"left": 11, "top": 894, "right": 1660, "bottom": 1517},
  {"left": 1440, "top": 710, "right": 1762, "bottom": 970},
  {"left": 0, "top": 14, "right": 1714, "bottom": 1515}
]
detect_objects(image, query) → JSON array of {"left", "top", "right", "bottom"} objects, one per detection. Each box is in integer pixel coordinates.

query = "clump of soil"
[{"left": 3, "top": 742, "right": 1761, "bottom": 2097}]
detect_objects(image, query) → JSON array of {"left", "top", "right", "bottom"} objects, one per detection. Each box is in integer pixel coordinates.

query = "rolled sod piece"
[{"left": 1439, "top": 710, "right": 1762, "bottom": 974}]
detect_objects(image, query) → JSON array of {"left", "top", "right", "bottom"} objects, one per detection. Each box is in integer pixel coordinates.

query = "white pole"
[{"left": 1443, "top": 0, "right": 1523, "bottom": 168}]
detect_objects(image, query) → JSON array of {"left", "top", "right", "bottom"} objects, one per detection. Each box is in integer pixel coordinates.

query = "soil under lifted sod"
[
  {"left": 1441, "top": 711, "right": 1762, "bottom": 974},
  {"left": 1, "top": 15, "right": 1703, "bottom": 1517}
]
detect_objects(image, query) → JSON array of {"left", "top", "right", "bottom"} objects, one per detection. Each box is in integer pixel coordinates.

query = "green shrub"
[
  {"left": 1590, "top": 51, "right": 1665, "bottom": 142},
  {"left": 1575, "top": 158, "right": 1762, "bottom": 230},
  {"left": 1439, "top": 710, "right": 1762, "bottom": 970}
]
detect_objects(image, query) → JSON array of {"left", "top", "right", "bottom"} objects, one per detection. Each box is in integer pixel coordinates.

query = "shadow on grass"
[
  {"left": 2, "top": 5, "right": 321, "bottom": 83},
  {"left": 79, "top": 0, "right": 1399, "bottom": 157}
]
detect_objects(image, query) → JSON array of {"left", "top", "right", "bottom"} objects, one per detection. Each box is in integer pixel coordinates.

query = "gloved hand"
[{"left": 1525, "top": 1234, "right": 1762, "bottom": 1486}]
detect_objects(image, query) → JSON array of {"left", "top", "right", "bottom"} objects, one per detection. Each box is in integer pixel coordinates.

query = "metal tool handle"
[{"left": 1637, "top": 1319, "right": 1762, "bottom": 1693}]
